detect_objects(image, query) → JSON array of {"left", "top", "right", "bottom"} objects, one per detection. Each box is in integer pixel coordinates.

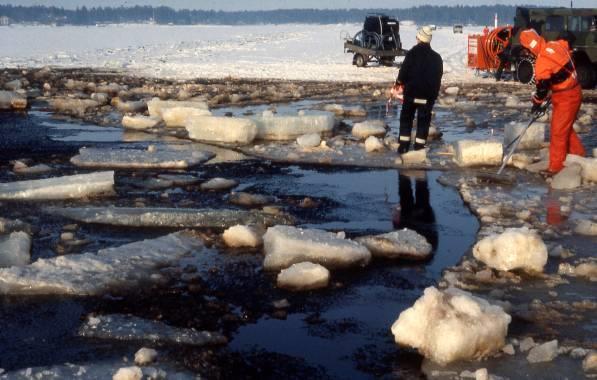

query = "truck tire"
[
  {"left": 516, "top": 57, "right": 535, "bottom": 85},
  {"left": 575, "top": 61, "right": 596, "bottom": 89},
  {"left": 355, "top": 54, "right": 367, "bottom": 67}
]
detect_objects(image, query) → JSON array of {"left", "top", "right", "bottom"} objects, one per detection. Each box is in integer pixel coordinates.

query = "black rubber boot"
[
  {"left": 414, "top": 143, "right": 426, "bottom": 151},
  {"left": 398, "top": 142, "right": 410, "bottom": 154}
]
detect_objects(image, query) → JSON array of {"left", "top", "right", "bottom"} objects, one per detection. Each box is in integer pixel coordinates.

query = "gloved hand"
[{"left": 531, "top": 102, "right": 544, "bottom": 115}]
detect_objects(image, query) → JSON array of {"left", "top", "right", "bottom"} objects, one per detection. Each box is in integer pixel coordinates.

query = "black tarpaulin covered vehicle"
[{"left": 344, "top": 14, "right": 407, "bottom": 67}]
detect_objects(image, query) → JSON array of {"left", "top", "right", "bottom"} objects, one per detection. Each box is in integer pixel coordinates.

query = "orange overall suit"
[{"left": 520, "top": 29, "right": 585, "bottom": 173}]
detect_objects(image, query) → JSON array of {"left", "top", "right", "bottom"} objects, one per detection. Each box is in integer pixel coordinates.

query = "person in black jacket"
[{"left": 393, "top": 26, "right": 443, "bottom": 153}]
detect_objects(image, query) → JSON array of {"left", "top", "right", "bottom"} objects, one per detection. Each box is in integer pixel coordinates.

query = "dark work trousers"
[{"left": 399, "top": 98, "right": 434, "bottom": 152}]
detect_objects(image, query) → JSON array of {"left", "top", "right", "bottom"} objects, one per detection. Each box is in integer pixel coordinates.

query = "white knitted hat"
[{"left": 417, "top": 26, "right": 433, "bottom": 43}]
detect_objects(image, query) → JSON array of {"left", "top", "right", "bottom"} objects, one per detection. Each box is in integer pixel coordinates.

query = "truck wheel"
[
  {"left": 355, "top": 54, "right": 367, "bottom": 67},
  {"left": 516, "top": 57, "right": 535, "bottom": 85},
  {"left": 575, "top": 61, "right": 596, "bottom": 89}
]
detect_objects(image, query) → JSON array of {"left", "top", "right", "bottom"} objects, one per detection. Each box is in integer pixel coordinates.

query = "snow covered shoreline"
[{"left": 0, "top": 23, "right": 480, "bottom": 83}]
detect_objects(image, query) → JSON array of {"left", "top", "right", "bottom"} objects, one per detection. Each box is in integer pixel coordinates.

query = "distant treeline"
[{"left": 0, "top": 4, "right": 518, "bottom": 26}]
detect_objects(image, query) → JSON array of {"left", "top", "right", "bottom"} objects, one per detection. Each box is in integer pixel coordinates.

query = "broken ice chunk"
[
  {"left": 0, "top": 232, "right": 202, "bottom": 295},
  {"left": 79, "top": 314, "right": 227, "bottom": 346},
  {"left": 453, "top": 140, "right": 503, "bottom": 167},
  {"left": 575, "top": 219, "right": 597, "bottom": 236},
  {"left": 0, "top": 171, "right": 114, "bottom": 200},
  {"left": 45, "top": 207, "right": 295, "bottom": 229},
  {"left": 222, "top": 225, "right": 263, "bottom": 248},
  {"left": 162, "top": 107, "right": 212, "bottom": 127},
  {"left": 364, "top": 136, "right": 384, "bottom": 153},
  {"left": 356, "top": 229, "right": 432, "bottom": 260},
  {"left": 253, "top": 113, "right": 335, "bottom": 140},
  {"left": 565, "top": 154, "right": 597, "bottom": 182},
  {"left": 296, "top": 133, "right": 321, "bottom": 148},
  {"left": 147, "top": 98, "right": 209, "bottom": 119},
  {"left": 0, "top": 231, "right": 31, "bottom": 267},
  {"left": 185, "top": 116, "right": 257, "bottom": 145},
  {"left": 200, "top": 177, "right": 238, "bottom": 191},
  {"left": 122, "top": 115, "right": 161, "bottom": 130},
  {"left": 70, "top": 146, "right": 213, "bottom": 169},
  {"left": 277, "top": 262, "right": 330, "bottom": 291},
  {"left": 391, "top": 286, "right": 511, "bottom": 365},
  {"left": 263, "top": 225, "right": 371, "bottom": 270},
  {"left": 473, "top": 227, "right": 548, "bottom": 273},
  {"left": 550, "top": 164, "right": 582, "bottom": 190},
  {"left": 504, "top": 121, "right": 545, "bottom": 149},
  {"left": 352, "top": 120, "right": 386, "bottom": 140},
  {"left": 0, "top": 90, "right": 27, "bottom": 110}
]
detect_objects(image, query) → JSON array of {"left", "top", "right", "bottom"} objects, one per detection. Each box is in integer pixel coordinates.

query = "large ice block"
[
  {"left": 0, "top": 90, "right": 27, "bottom": 110},
  {"left": 504, "top": 121, "right": 545, "bottom": 149},
  {"left": 253, "top": 113, "right": 335, "bottom": 140},
  {"left": 391, "top": 287, "right": 511, "bottom": 365},
  {"left": 263, "top": 225, "right": 371, "bottom": 270},
  {"left": 0, "top": 171, "right": 114, "bottom": 200},
  {"left": 162, "top": 107, "right": 212, "bottom": 127},
  {"left": 122, "top": 115, "right": 160, "bottom": 130},
  {"left": 46, "top": 207, "right": 295, "bottom": 228},
  {"left": 185, "top": 116, "right": 258, "bottom": 145},
  {"left": 453, "top": 140, "right": 503, "bottom": 167},
  {"left": 0, "top": 231, "right": 31, "bottom": 267},
  {"left": 79, "top": 314, "right": 227, "bottom": 346},
  {"left": 0, "top": 232, "right": 202, "bottom": 295},
  {"left": 147, "top": 98, "right": 209, "bottom": 118},
  {"left": 70, "top": 146, "right": 214, "bottom": 169},
  {"left": 356, "top": 229, "right": 432, "bottom": 260}
]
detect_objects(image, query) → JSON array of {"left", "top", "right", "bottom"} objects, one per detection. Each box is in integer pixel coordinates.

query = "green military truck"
[{"left": 510, "top": 7, "right": 596, "bottom": 89}]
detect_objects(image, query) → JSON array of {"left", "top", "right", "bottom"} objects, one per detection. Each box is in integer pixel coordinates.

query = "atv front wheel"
[{"left": 354, "top": 54, "right": 367, "bottom": 67}]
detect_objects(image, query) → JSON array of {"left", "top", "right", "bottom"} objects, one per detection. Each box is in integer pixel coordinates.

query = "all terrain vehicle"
[
  {"left": 510, "top": 7, "right": 597, "bottom": 89},
  {"left": 344, "top": 14, "right": 406, "bottom": 67}
]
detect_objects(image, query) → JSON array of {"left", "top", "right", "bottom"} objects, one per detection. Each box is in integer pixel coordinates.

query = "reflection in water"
[
  {"left": 546, "top": 192, "right": 567, "bottom": 225},
  {"left": 393, "top": 171, "right": 438, "bottom": 250}
]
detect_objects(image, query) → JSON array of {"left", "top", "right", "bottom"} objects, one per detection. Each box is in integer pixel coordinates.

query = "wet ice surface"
[{"left": 0, "top": 93, "right": 594, "bottom": 379}]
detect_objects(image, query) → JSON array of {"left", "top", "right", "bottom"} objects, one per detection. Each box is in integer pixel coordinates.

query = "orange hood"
[{"left": 520, "top": 29, "right": 545, "bottom": 56}]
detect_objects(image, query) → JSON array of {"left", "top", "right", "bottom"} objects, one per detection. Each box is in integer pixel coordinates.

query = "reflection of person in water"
[{"left": 392, "top": 172, "right": 438, "bottom": 250}]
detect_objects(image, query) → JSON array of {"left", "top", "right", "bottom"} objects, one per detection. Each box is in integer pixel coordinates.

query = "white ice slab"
[
  {"left": 0, "top": 232, "right": 202, "bottom": 295},
  {"left": 365, "top": 136, "right": 384, "bottom": 153},
  {"left": 147, "top": 98, "right": 209, "bottom": 119},
  {"left": 504, "top": 121, "right": 545, "bottom": 150},
  {"left": 222, "top": 225, "right": 263, "bottom": 248},
  {"left": 253, "top": 113, "right": 335, "bottom": 140},
  {"left": 565, "top": 154, "right": 597, "bottom": 182},
  {"left": 50, "top": 97, "right": 100, "bottom": 115},
  {"left": 277, "top": 262, "right": 330, "bottom": 291},
  {"left": 46, "top": 207, "right": 295, "bottom": 228},
  {"left": 296, "top": 133, "right": 321, "bottom": 148},
  {"left": 473, "top": 227, "right": 548, "bottom": 273},
  {"left": 122, "top": 115, "right": 160, "bottom": 130},
  {"left": 551, "top": 164, "right": 582, "bottom": 190},
  {"left": 391, "top": 286, "right": 511, "bottom": 365},
  {"left": 0, "top": 171, "right": 114, "bottom": 200},
  {"left": 263, "top": 225, "right": 371, "bottom": 270},
  {"left": 162, "top": 106, "right": 212, "bottom": 127},
  {"left": 0, "top": 231, "right": 31, "bottom": 267},
  {"left": 453, "top": 140, "right": 503, "bottom": 167},
  {"left": 79, "top": 313, "right": 227, "bottom": 346},
  {"left": 0, "top": 90, "right": 27, "bottom": 110},
  {"left": 352, "top": 120, "right": 386, "bottom": 139},
  {"left": 185, "top": 116, "right": 257, "bottom": 145},
  {"left": 70, "top": 146, "right": 213, "bottom": 169},
  {"left": 356, "top": 229, "right": 432, "bottom": 260}
]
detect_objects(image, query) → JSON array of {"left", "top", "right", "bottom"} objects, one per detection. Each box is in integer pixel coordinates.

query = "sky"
[{"left": 0, "top": 0, "right": 593, "bottom": 11}]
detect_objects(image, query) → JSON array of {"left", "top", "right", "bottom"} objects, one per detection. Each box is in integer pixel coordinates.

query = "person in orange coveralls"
[{"left": 519, "top": 29, "right": 585, "bottom": 174}]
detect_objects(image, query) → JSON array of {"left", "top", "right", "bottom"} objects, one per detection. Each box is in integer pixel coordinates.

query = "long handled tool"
[{"left": 497, "top": 99, "right": 551, "bottom": 175}]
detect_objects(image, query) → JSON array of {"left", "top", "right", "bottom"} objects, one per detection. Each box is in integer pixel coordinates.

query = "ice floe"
[
  {"left": 0, "top": 232, "right": 201, "bottom": 295},
  {"left": 0, "top": 171, "right": 114, "bottom": 200},
  {"left": 473, "top": 227, "right": 548, "bottom": 273},
  {"left": 504, "top": 121, "right": 545, "bottom": 150},
  {"left": 0, "top": 90, "right": 27, "bottom": 110},
  {"left": 222, "top": 225, "right": 263, "bottom": 248},
  {"left": 391, "top": 286, "right": 511, "bottom": 365},
  {"left": 565, "top": 154, "right": 597, "bottom": 182},
  {"left": 185, "top": 116, "right": 257, "bottom": 145},
  {"left": 79, "top": 313, "right": 226, "bottom": 346},
  {"left": 162, "top": 106, "right": 212, "bottom": 127},
  {"left": 147, "top": 98, "right": 209, "bottom": 119},
  {"left": 276, "top": 262, "right": 330, "bottom": 291},
  {"left": 46, "top": 207, "right": 295, "bottom": 229},
  {"left": 70, "top": 146, "right": 213, "bottom": 169},
  {"left": 351, "top": 120, "right": 386, "bottom": 139},
  {"left": 122, "top": 115, "right": 161, "bottom": 130},
  {"left": 200, "top": 177, "right": 238, "bottom": 191},
  {"left": 253, "top": 113, "right": 335, "bottom": 140},
  {"left": 0, "top": 231, "right": 31, "bottom": 267},
  {"left": 453, "top": 140, "right": 503, "bottom": 167},
  {"left": 263, "top": 225, "right": 371, "bottom": 270},
  {"left": 355, "top": 229, "right": 432, "bottom": 260}
]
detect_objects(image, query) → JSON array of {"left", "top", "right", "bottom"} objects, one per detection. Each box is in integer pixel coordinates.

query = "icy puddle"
[{"left": 229, "top": 168, "right": 479, "bottom": 379}]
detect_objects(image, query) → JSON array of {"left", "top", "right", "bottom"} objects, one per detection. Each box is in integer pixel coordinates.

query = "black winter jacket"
[{"left": 396, "top": 43, "right": 443, "bottom": 101}]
